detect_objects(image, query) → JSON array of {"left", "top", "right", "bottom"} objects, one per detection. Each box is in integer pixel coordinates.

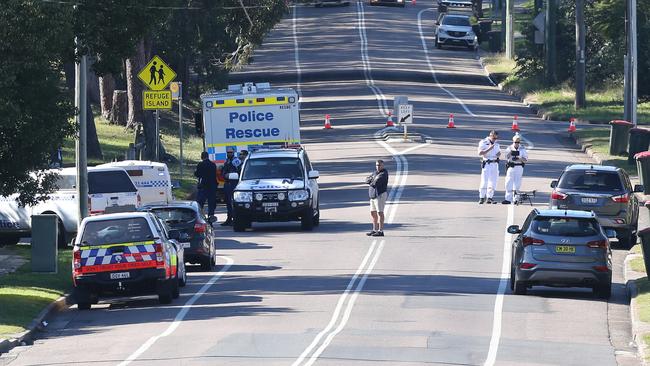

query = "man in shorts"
[{"left": 365, "top": 159, "right": 389, "bottom": 237}]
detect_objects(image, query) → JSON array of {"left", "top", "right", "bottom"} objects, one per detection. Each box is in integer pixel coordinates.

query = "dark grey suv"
[
  {"left": 508, "top": 209, "right": 616, "bottom": 299},
  {"left": 549, "top": 164, "right": 642, "bottom": 247}
]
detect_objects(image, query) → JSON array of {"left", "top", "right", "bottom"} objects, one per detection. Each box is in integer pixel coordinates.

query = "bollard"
[{"left": 31, "top": 214, "right": 58, "bottom": 273}]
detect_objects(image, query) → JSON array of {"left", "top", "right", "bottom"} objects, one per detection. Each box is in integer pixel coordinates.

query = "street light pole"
[
  {"left": 505, "top": 0, "right": 514, "bottom": 59},
  {"left": 75, "top": 38, "right": 88, "bottom": 224},
  {"left": 575, "top": 0, "right": 586, "bottom": 109},
  {"left": 630, "top": 0, "right": 638, "bottom": 126}
]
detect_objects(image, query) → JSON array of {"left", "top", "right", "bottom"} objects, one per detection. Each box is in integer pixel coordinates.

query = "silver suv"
[
  {"left": 550, "top": 164, "right": 642, "bottom": 248},
  {"left": 508, "top": 209, "right": 615, "bottom": 299},
  {"left": 434, "top": 14, "right": 478, "bottom": 51}
]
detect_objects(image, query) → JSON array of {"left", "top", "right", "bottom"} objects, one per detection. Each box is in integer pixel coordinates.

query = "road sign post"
[
  {"left": 138, "top": 56, "right": 176, "bottom": 162},
  {"left": 171, "top": 82, "right": 183, "bottom": 177},
  {"left": 398, "top": 104, "right": 413, "bottom": 141}
]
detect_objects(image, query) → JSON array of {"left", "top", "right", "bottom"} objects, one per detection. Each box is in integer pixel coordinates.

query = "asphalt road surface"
[{"left": 1, "top": 1, "right": 639, "bottom": 365}]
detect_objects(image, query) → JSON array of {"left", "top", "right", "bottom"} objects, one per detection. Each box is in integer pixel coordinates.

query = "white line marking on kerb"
[
  {"left": 484, "top": 203, "right": 514, "bottom": 366},
  {"left": 117, "top": 256, "right": 234, "bottom": 366},
  {"left": 292, "top": 4, "right": 302, "bottom": 101},
  {"left": 291, "top": 240, "right": 381, "bottom": 366},
  {"left": 417, "top": 8, "right": 476, "bottom": 117}
]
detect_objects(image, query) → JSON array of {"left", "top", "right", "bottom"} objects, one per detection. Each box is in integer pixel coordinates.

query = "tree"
[{"left": 0, "top": 1, "right": 76, "bottom": 205}]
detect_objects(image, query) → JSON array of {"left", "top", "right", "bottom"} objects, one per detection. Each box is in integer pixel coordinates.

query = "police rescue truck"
[{"left": 199, "top": 82, "right": 301, "bottom": 193}]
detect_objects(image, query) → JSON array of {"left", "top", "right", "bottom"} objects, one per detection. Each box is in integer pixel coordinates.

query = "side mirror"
[
  {"left": 308, "top": 170, "right": 320, "bottom": 179},
  {"left": 550, "top": 180, "right": 558, "bottom": 188},
  {"left": 435, "top": 21, "right": 440, "bottom": 26},
  {"left": 167, "top": 229, "right": 181, "bottom": 240},
  {"left": 634, "top": 184, "right": 644, "bottom": 193},
  {"left": 227, "top": 172, "right": 239, "bottom": 181},
  {"left": 605, "top": 229, "right": 617, "bottom": 239},
  {"left": 507, "top": 225, "right": 521, "bottom": 234}
]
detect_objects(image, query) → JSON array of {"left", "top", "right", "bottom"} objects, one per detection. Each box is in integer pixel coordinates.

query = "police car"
[
  {"left": 72, "top": 212, "right": 186, "bottom": 309},
  {"left": 228, "top": 146, "right": 320, "bottom": 231}
]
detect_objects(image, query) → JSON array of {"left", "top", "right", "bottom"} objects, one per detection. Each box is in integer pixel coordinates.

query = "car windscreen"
[
  {"left": 88, "top": 171, "right": 137, "bottom": 194},
  {"left": 150, "top": 208, "right": 196, "bottom": 225},
  {"left": 55, "top": 174, "right": 76, "bottom": 190},
  {"left": 557, "top": 170, "right": 623, "bottom": 192},
  {"left": 442, "top": 16, "right": 470, "bottom": 26},
  {"left": 80, "top": 217, "right": 153, "bottom": 246},
  {"left": 532, "top": 217, "right": 600, "bottom": 237},
  {"left": 242, "top": 158, "right": 304, "bottom": 180}
]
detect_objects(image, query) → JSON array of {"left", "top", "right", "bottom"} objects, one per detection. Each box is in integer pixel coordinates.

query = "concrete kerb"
[{"left": 0, "top": 295, "right": 71, "bottom": 355}]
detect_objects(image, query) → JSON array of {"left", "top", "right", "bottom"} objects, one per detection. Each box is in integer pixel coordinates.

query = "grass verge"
[
  {"left": 62, "top": 107, "right": 203, "bottom": 200},
  {"left": 572, "top": 128, "right": 637, "bottom": 175},
  {"left": 0, "top": 246, "right": 72, "bottom": 339}
]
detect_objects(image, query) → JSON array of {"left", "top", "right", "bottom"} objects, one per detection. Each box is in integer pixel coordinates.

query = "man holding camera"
[
  {"left": 477, "top": 130, "right": 501, "bottom": 204},
  {"left": 502, "top": 134, "right": 528, "bottom": 204}
]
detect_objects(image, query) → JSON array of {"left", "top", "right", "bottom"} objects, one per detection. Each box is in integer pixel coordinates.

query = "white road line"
[
  {"left": 304, "top": 240, "right": 385, "bottom": 366},
  {"left": 417, "top": 8, "right": 476, "bottom": 117},
  {"left": 116, "top": 256, "right": 234, "bottom": 366},
  {"left": 292, "top": 4, "right": 302, "bottom": 101},
  {"left": 484, "top": 203, "right": 514, "bottom": 366},
  {"left": 357, "top": 0, "right": 389, "bottom": 116},
  {"left": 398, "top": 143, "right": 430, "bottom": 155},
  {"left": 291, "top": 240, "right": 379, "bottom": 366}
]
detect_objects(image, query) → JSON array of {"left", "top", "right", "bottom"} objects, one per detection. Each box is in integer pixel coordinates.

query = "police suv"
[{"left": 228, "top": 146, "right": 320, "bottom": 232}]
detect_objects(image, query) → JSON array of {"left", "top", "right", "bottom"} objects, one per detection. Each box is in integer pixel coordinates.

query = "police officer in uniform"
[
  {"left": 221, "top": 147, "right": 241, "bottom": 226},
  {"left": 477, "top": 130, "right": 501, "bottom": 204},
  {"left": 502, "top": 134, "right": 528, "bottom": 204},
  {"left": 194, "top": 151, "right": 218, "bottom": 221}
]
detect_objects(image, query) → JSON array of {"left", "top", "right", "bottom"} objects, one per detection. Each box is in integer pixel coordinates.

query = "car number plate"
[
  {"left": 262, "top": 202, "right": 279, "bottom": 207},
  {"left": 555, "top": 245, "right": 576, "bottom": 254},
  {"left": 110, "top": 272, "right": 130, "bottom": 280},
  {"left": 181, "top": 242, "right": 191, "bottom": 249},
  {"left": 581, "top": 197, "right": 598, "bottom": 204}
]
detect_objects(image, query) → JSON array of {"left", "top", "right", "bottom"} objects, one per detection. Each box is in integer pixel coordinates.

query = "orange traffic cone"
[
  {"left": 511, "top": 115, "right": 520, "bottom": 131},
  {"left": 386, "top": 112, "right": 395, "bottom": 127},
  {"left": 568, "top": 118, "right": 577, "bottom": 133},
  {"left": 447, "top": 113, "right": 456, "bottom": 128},
  {"left": 323, "top": 114, "right": 333, "bottom": 129}
]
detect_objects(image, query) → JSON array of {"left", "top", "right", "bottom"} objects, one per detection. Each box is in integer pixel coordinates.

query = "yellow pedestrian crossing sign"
[{"left": 138, "top": 55, "right": 176, "bottom": 91}]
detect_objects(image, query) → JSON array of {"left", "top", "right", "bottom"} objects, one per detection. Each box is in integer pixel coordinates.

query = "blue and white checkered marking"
[{"left": 80, "top": 244, "right": 156, "bottom": 266}]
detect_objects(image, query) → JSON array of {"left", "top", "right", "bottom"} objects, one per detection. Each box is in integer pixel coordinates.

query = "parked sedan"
[
  {"left": 508, "top": 209, "right": 615, "bottom": 299},
  {"left": 549, "top": 164, "right": 642, "bottom": 247},
  {"left": 141, "top": 201, "right": 216, "bottom": 271},
  {"left": 369, "top": 0, "right": 406, "bottom": 7}
]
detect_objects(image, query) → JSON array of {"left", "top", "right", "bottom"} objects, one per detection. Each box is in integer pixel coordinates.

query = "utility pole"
[
  {"left": 630, "top": 0, "right": 638, "bottom": 125},
  {"left": 505, "top": 0, "right": 514, "bottom": 59},
  {"left": 500, "top": 0, "right": 506, "bottom": 51},
  {"left": 544, "top": 0, "right": 557, "bottom": 84},
  {"left": 575, "top": 0, "right": 586, "bottom": 109},
  {"left": 75, "top": 37, "right": 88, "bottom": 224}
]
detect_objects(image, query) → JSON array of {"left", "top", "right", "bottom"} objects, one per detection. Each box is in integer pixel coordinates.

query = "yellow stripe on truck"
[
  {"left": 79, "top": 240, "right": 156, "bottom": 250},
  {"left": 207, "top": 139, "right": 301, "bottom": 148},
  {"left": 208, "top": 98, "right": 290, "bottom": 108}
]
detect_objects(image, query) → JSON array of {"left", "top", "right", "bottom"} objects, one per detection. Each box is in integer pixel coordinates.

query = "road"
[{"left": 1, "top": 1, "right": 639, "bottom": 365}]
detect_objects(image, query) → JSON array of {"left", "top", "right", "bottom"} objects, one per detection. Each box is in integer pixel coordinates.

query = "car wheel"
[
  {"left": 57, "top": 219, "right": 68, "bottom": 249},
  {"left": 513, "top": 273, "right": 527, "bottom": 295},
  {"left": 171, "top": 277, "right": 180, "bottom": 299},
  {"left": 77, "top": 302, "right": 92, "bottom": 310},
  {"left": 200, "top": 256, "right": 212, "bottom": 271},
  {"left": 509, "top": 265, "right": 515, "bottom": 291},
  {"left": 233, "top": 217, "right": 248, "bottom": 232},
  {"left": 313, "top": 203, "right": 320, "bottom": 227},
  {"left": 435, "top": 39, "right": 442, "bottom": 49},
  {"left": 593, "top": 281, "right": 612, "bottom": 299},
  {"left": 157, "top": 280, "right": 174, "bottom": 304},
  {"left": 301, "top": 209, "right": 314, "bottom": 231},
  {"left": 618, "top": 231, "right": 636, "bottom": 249},
  {"left": 210, "top": 248, "right": 217, "bottom": 267},
  {"left": 74, "top": 287, "right": 95, "bottom": 310},
  {"left": 179, "top": 262, "right": 187, "bottom": 287}
]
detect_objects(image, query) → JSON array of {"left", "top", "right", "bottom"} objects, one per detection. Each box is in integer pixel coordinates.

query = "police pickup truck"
[{"left": 228, "top": 146, "right": 320, "bottom": 232}]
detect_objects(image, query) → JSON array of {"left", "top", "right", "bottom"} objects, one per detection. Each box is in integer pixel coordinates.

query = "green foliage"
[{"left": 0, "top": 1, "right": 76, "bottom": 206}]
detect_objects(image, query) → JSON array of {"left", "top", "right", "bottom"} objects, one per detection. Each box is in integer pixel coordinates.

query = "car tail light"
[
  {"left": 551, "top": 191, "right": 567, "bottom": 200},
  {"left": 612, "top": 194, "right": 629, "bottom": 203},
  {"left": 522, "top": 236, "right": 545, "bottom": 247},
  {"left": 73, "top": 248, "right": 82, "bottom": 275},
  {"left": 154, "top": 243, "right": 165, "bottom": 267},
  {"left": 194, "top": 222, "right": 207, "bottom": 233},
  {"left": 587, "top": 239, "right": 608, "bottom": 249},
  {"left": 520, "top": 262, "right": 536, "bottom": 269},
  {"left": 593, "top": 265, "right": 609, "bottom": 272},
  {"left": 137, "top": 193, "right": 142, "bottom": 207}
]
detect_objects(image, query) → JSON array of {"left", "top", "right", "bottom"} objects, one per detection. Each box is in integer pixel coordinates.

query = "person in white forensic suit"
[
  {"left": 477, "top": 130, "right": 501, "bottom": 204},
  {"left": 502, "top": 134, "right": 528, "bottom": 204}
]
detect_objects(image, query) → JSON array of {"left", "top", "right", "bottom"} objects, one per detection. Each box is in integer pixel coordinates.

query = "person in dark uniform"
[
  {"left": 194, "top": 151, "right": 217, "bottom": 222},
  {"left": 221, "top": 148, "right": 241, "bottom": 226},
  {"left": 365, "top": 159, "right": 389, "bottom": 237}
]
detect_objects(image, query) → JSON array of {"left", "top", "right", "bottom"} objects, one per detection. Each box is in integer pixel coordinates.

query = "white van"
[
  {"left": 0, "top": 166, "right": 140, "bottom": 246},
  {"left": 97, "top": 161, "right": 173, "bottom": 205}
]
